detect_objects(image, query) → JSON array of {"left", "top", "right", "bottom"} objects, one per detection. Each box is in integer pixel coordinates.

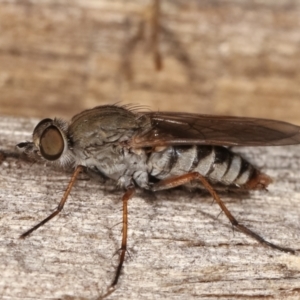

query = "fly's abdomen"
[{"left": 148, "top": 145, "right": 270, "bottom": 189}]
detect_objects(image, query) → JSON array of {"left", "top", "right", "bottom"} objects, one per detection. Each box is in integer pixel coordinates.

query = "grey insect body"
[
  {"left": 149, "top": 145, "right": 253, "bottom": 187},
  {"left": 20, "top": 105, "right": 261, "bottom": 191},
  {"left": 17, "top": 104, "right": 300, "bottom": 292}
]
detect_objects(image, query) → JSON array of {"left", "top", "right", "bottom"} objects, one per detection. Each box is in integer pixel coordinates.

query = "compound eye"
[{"left": 39, "top": 125, "right": 64, "bottom": 161}]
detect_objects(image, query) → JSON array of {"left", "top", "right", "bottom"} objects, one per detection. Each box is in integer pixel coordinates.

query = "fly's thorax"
[
  {"left": 68, "top": 105, "right": 151, "bottom": 151},
  {"left": 148, "top": 145, "right": 269, "bottom": 189},
  {"left": 63, "top": 105, "right": 151, "bottom": 187},
  {"left": 77, "top": 144, "right": 149, "bottom": 188}
]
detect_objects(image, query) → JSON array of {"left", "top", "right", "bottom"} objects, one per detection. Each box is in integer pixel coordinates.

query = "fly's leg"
[
  {"left": 20, "top": 165, "right": 83, "bottom": 238},
  {"left": 111, "top": 187, "right": 135, "bottom": 287},
  {"left": 0, "top": 150, "right": 22, "bottom": 165},
  {"left": 152, "top": 172, "right": 295, "bottom": 254},
  {"left": 20, "top": 164, "right": 133, "bottom": 289},
  {"left": 0, "top": 151, "right": 5, "bottom": 165}
]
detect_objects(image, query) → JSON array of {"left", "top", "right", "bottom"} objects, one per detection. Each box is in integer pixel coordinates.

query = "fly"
[{"left": 17, "top": 105, "right": 300, "bottom": 295}]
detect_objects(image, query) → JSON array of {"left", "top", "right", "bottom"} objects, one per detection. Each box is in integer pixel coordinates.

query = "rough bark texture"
[{"left": 1, "top": 0, "right": 300, "bottom": 299}]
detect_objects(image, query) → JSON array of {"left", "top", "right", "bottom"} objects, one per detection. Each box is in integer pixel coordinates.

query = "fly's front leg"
[
  {"left": 0, "top": 149, "right": 22, "bottom": 165},
  {"left": 0, "top": 151, "right": 5, "bottom": 165},
  {"left": 110, "top": 187, "right": 135, "bottom": 288},
  {"left": 20, "top": 165, "right": 84, "bottom": 238},
  {"left": 152, "top": 172, "right": 295, "bottom": 254}
]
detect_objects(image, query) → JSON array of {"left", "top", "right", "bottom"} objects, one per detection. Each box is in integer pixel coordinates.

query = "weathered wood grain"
[
  {"left": 1, "top": 0, "right": 300, "bottom": 299},
  {"left": 1, "top": 116, "right": 300, "bottom": 300},
  {"left": 0, "top": 0, "right": 300, "bottom": 123}
]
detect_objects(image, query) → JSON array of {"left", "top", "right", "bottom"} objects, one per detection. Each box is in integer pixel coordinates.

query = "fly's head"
[{"left": 17, "top": 118, "right": 75, "bottom": 168}]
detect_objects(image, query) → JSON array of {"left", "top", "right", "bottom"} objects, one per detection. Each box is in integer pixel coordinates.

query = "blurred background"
[{"left": 0, "top": 0, "right": 300, "bottom": 123}]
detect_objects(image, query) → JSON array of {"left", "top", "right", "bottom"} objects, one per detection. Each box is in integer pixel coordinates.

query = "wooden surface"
[
  {"left": 0, "top": 0, "right": 300, "bottom": 123},
  {"left": 1, "top": 0, "right": 300, "bottom": 299},
  {"left": 1, "top": 118, "right": 300, "bottom": 300}
]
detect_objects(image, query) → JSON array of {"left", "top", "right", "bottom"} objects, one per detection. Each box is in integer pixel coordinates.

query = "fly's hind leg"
[{"left": 151, "top": 172, "right": 295, "bottom": 254}]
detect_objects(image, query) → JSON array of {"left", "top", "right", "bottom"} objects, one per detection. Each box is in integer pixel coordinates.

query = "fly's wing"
[{"left": 132, "top": 112, "right": 300, "bottom": 147}]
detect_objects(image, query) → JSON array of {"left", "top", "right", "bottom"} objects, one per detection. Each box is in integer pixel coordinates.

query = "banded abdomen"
[{"left": 148, "top": 145, "right": 271, "bottom": 190}]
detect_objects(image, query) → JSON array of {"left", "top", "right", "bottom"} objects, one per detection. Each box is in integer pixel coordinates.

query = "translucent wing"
[{"left": 132, "top": 112, "right": 300, "bottom": 147}]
